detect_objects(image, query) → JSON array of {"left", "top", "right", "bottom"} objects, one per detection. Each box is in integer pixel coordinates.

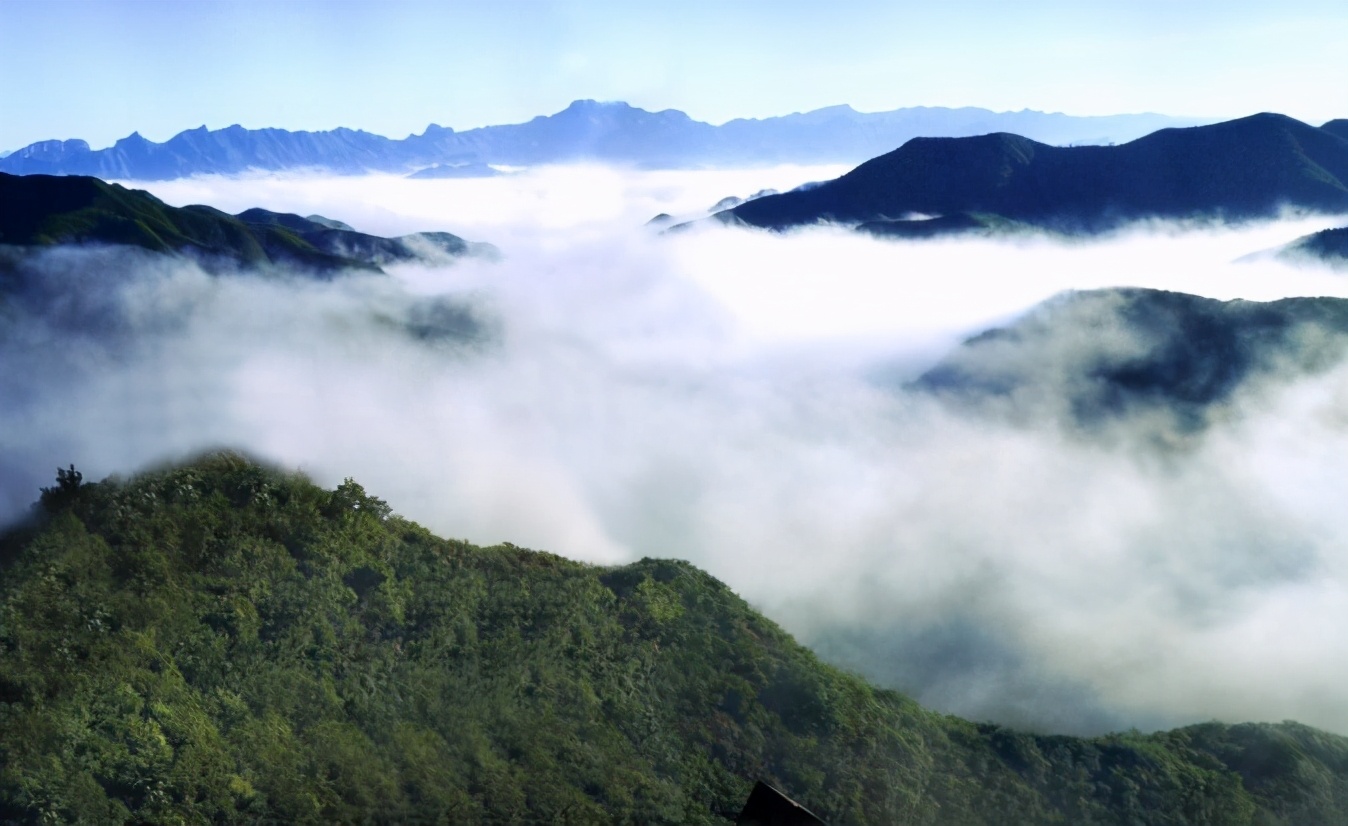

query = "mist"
[{"left": 5, "top": 164, "right": 1348, "bottom": 736}]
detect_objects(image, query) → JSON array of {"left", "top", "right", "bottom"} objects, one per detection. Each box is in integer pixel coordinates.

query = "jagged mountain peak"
[
  {"left": 0, "top": 102, "right": 1210, "bottom": 179},
  {"left": 562, "top": 98, "right": 631, "bottom": 112}
]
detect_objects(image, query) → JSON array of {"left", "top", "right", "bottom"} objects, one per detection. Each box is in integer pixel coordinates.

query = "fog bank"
[{"left": 5, "top": 166, "right": 1348, "bottom": 735}]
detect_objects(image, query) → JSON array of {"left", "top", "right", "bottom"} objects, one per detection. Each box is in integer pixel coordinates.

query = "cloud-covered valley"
[{"left": 5, "top": 165, "right": 1348, "bottom": 737}]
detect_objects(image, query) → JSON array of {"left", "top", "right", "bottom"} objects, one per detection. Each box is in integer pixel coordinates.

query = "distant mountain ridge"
[
  {"left": 0, "top": 100, "right": 1204, "bottom": 180},
  {"left": 721, "top": 113, "right": 1348, "bottom": 233}
]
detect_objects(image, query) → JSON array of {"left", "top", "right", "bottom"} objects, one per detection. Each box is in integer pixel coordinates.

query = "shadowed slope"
[{"left": 726, "top": 114, "right": 1348, "bottom": 232}]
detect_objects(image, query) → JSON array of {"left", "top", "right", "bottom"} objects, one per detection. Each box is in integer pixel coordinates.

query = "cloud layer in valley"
[{"left": 5, "top": 165, "right": 1348, "bottom": 736}]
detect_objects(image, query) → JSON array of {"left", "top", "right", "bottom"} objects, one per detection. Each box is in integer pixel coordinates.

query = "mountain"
[
  {"left": 0, "top": 172, "right": 488, "bottom": 275},
  {"left": 912, "top": 288, "right": 1348, "bottom": 430},
  {"left": 857, "top": 211, "right": 1032, "bottom": 239},
  {"left": 406, "top": 161, "right": 503, "bottom": 179},
  {"left": 0, "top": 101, "right": 1205, "bottom": 180},
  {"left": 711, "top": 104, "right": 1196, "bottom": 163},
  {"left": 2, "top": 452, "right": 1346, "bottom": 824},
  {"left": 1322, "top": 119, "right": 1348, "bottom": 141},
  {"left": 721, "top": 113, "right": 1348, "bottom": 233},
  {"left": 1282, "top": 225, "right": 1348, "bottom": 266}
]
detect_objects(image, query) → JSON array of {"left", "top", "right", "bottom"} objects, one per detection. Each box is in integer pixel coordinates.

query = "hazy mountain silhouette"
[
  {"left": 406, "top": 161, "right": 503, "bottom": 179},
  {"left": 913, "top": 288, "right": 1348, "bottom": 430},
  {"left": 1283, "top": 224, "right": 1348, "bottom": 266},
  {"left": 0, "top": 101, "right": 1203, "bottom": 180},
  {"left": 0, "top": 172, "right": 488, "bottom": 275},
  {"left": 723, "top": 114, "right": 1348, "bottom": 233}
]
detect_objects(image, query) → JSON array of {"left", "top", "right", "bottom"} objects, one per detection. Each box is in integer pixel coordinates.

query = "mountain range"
[
  {"left": 0, "top": 101, "right": 1203, "bottom": 180},
  {"left": 6, "top": 168, "right": 1348, "bottom": 816},
  {"left": 0, "top": 172, "right": 490, "bottom": 276},
  {"left": 718, "top": 113, "right": 1348, "bottom": 233}
]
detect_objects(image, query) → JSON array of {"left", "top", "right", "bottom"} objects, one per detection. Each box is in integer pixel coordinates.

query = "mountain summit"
[
  {"left": 0, "top": 102, "right": 1202, "bottom": 180},
  {"left": 721, "top": 113, "right": 1348, "bottom": 232}
]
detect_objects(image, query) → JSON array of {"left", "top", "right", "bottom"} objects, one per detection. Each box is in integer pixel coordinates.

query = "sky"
[
  {"left": 4, "top": 0, "right": 1348, "bottom": 739},
  {"left": 2, "top": 0, "right": 1347, "bottom": 151}
]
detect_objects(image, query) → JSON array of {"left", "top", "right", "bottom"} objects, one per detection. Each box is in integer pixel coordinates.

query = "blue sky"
[{"left": 2, "top": 0, "right": 1347, "bottom": 150}]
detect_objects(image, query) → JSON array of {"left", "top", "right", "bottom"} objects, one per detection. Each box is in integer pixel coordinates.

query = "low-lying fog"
[{"left": 4, "top": 163, "right": 1348, "bottom": 737}]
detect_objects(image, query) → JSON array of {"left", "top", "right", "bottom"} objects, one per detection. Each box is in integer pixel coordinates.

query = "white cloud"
[{"left": 6, "top": 167, "right": 1348, "bottom": 736}]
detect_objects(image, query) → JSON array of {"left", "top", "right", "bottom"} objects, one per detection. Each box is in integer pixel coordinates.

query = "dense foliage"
[{"left": 1, "top": 454, "right": 1346, "bottom": 824}]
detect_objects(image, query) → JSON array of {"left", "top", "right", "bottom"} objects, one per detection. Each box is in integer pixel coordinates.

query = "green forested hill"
[
  {"left": 1, "top": 454, "right": 1346, "bottom": 824},
  {"left": 0, "top": 172, "right": 483, "bottom": 276}
]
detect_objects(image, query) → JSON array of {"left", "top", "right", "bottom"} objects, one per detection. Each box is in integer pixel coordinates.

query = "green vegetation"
[
  {"left": 2, "top": 453, "right": 1346, "bottom": 824},
  {"left": 0, "top": 173, "right": 477, "bottom": 276}
]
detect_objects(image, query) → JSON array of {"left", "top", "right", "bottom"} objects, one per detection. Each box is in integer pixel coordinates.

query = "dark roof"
[{"left": 736, "top": 780, "right": 827, "bottom": 825}]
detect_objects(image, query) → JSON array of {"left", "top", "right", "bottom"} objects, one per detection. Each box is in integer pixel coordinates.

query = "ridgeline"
[
  {"left": 0, "top": 102, "right": 1199, "bottom": 179},
  {"left": 722, "top": 113, "right": 1348, "bottom": 234},
  {"left": 0, "top": 172, "right": 487, "bottom": 276},
  {"left": 1, "top": 454, "right": 1346, "bottom": 824}
]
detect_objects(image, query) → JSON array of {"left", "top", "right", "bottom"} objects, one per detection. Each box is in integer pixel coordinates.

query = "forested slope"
[
  {"left": 0, "top": 173, "right": 483, "bottom": 276},
  {"left": 1, "top": 454, "right": 1345, "bottom": 824}
]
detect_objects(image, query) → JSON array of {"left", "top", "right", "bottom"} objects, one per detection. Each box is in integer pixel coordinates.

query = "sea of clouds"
[{"left": 4, "top": 163, "right": 1348, "bottom": 736}]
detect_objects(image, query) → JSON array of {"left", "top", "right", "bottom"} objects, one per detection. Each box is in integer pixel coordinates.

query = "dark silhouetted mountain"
[
  {"left": 724, "top": 114, "right": 1348, "bottom": 233},
  {"left": 1283, "top": 225, "right": 1348, "bottom": 266},
  {"left": 0, "top": 101, "right": 1205, "bottom": 180},
  {"left": 3, "top": 452, "right": 1347, "bottom": 823},
  {"left": 1321, "top": 119, "right": 1348, "bottom": 141},
  {"left": 0, "top": 172, "right": 488, "bottom": 275},
  {"left": 857, "top": 211, "right": 1031, "bottom": 239},
  {"left": 913, "top": 288, "right": 1348, "bottom": 430}
]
